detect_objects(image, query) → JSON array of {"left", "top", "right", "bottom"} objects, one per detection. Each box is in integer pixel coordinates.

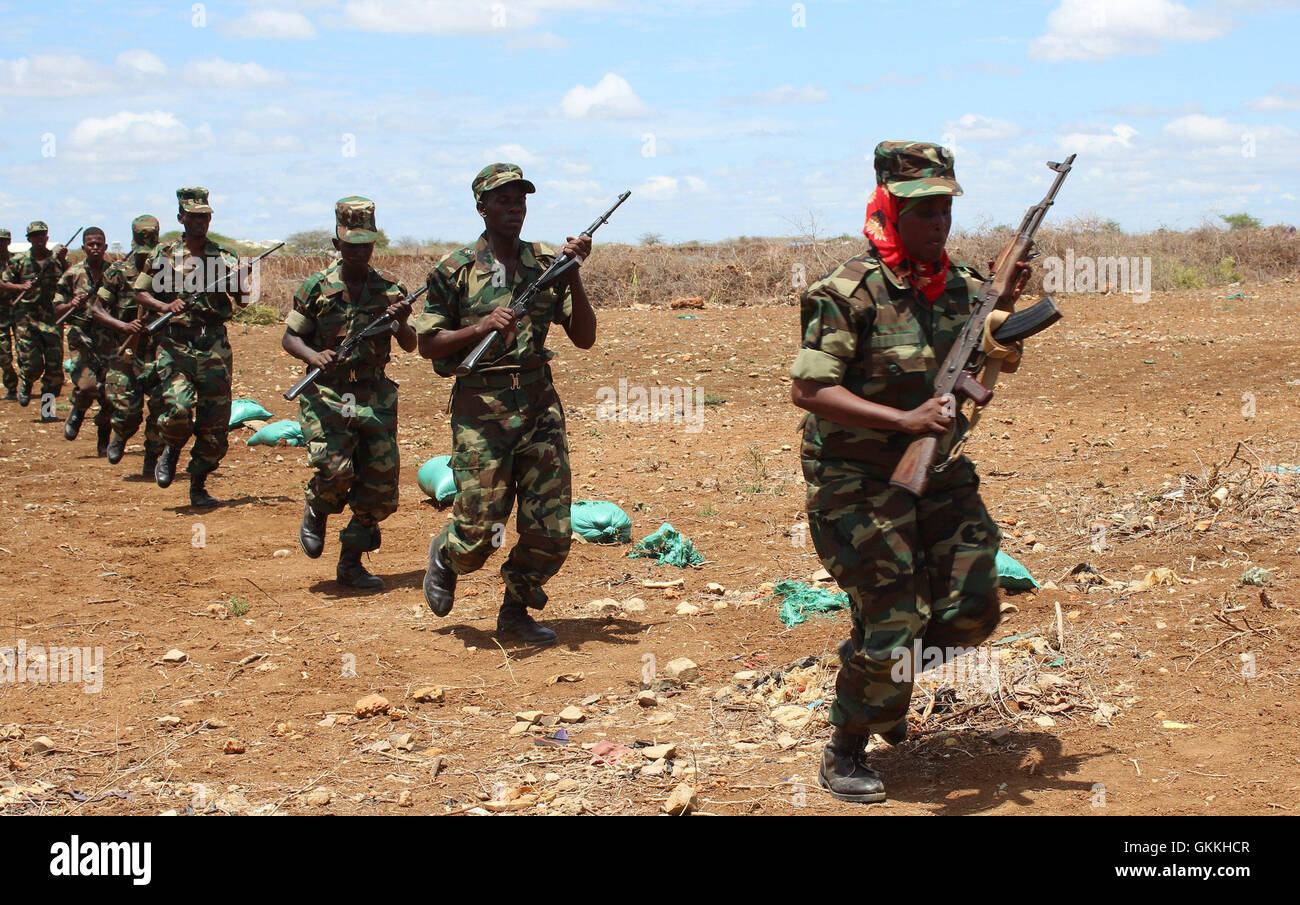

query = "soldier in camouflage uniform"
[
  {"left": 133, "top": 187, "right": 251, "bottom": 507},
  {"left": 418, "top": 163, "right": 597, "bottom": 646},
  {"left": 0, "top": 229, "right": 18, "bottom": 400},
  {"left": 0, "top": 221, "right": 69, "bottom": 416},
  {"left": 101, "top": 215, "right": 162, "bottom": 473},
  {"left": 55, "top": 227, "right": 113, "bottom": 453},
  {"left": 790, "top": 142, "right": 1025, "bottom": 803},
  {"left": 284, "top": 197, "right": 416, "bottom": 590}
]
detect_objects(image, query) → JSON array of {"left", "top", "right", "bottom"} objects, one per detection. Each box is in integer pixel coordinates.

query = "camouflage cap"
[
  {"left": 874, "top": 141, "right": 962, "bottom": 199},
  {"left": 335, "top": 196, "right": 379, "bottom": 244},
  {"left": 472, "top": 163, "right": 536, "bottom": 201},
  {"left": 0, "top": 229, "right": 10, "bottom": 241},
  {"left": 177, "top": 186, "right": 214, "bottom": 214},
  {"left": 131, "top": 215, "right": 161, "bottom": 254},
  {"left": 26, "top": 220, "right": 49, "bottom": 235}
]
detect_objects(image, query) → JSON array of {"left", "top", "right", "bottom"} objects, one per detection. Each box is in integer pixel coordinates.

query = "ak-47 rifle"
[
  {"left": 146, "top": 241, "right": 284, "bottom": 333},
  {"left": 54, "top": 272, "right": 105, "bottom": 327},
  {"left": 889, "top": 154, "right": 1076, "bottom": 498},
  {"left": 283, "top": 285, "right": 429, "bottom": 401},
  {"left": 454, "top": 191, "right": 631, "bottom": 376},
  {"left": 11, "top": 226, "right": 82, "bottom": 309}
]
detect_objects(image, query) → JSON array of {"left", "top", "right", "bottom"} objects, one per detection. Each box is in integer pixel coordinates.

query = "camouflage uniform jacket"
[
  {"left": 286, "top": 260, "right": 408, "bottom": 379},
  {"left": 54, "top": 260, "right": 108, "bottom": 352},
  {"left": 790, "top": 251, "right": 986, "bottom": 501},
  {"left": 4, "top": 249, "right": 67, "bottom": 323},
  {"left": 414, "top": 232, "right": 572, "bottom": 377},
  {"left": 133, "top": 237, "right": 242, "bottom": 328},
  {"left": 0, "top": 253, "right": 14, "bottom": 324}
]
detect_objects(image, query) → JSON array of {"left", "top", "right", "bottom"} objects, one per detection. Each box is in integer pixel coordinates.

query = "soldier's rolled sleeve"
[
  {"left": 412, "top": 268, "right": 455, "bottom": 337},
  {"left": 132, "top": 268, "right": 154, "bottom": 293},
  {"left": 285, "top": 277, "right": 318, "bottom": 335},
  {"left": 52, "top": 272, "right": 73, "bottom": 307},
  {"left": 788, "top": 285, "right": 858, "bottom": 385}
]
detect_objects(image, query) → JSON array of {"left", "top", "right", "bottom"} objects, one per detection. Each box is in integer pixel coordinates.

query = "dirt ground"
[{"left": 2, "top": 282, "right": 1298, "bottom": 816}]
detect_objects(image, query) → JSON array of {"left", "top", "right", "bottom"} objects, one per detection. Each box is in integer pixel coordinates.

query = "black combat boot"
[
  {"left": 64, "top": 406, "right": 85, "bottom": 440},
  {"left": 299, "top": 502, "right": 326, "bottom": 559},
  {"left": 17, "top": 383, "right": 31, "bottom": 406},
  {"left": 96, "top": 422, "right": 111, "bottom": 457},
  {"left": 142, "top": 451, "right": 158, "bottom": 479},
  {"left": 106, "top": 431, "right": 126, "bottom": 464},
  {"left": 155, "top": 444, "right": 179, "bottom": 487},
  {"left": 189, "top": 473, "right": 220, "bottom": 508},
  {"left": 496, "top": 598, "right": 557, "bottom": 646},
  {"left": 422, "top": 528, "right": 456, "bottom": 616},
  {"left": 337, "top": 548, "right": 384, "bottom": 590},
  {"left": 818, "top": 728, "right": 886, "bottom": 803}
]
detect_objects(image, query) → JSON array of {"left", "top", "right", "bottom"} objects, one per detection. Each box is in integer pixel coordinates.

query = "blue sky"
[{"left": 1, "top": 0, "right": 1297, "bottom": 245}]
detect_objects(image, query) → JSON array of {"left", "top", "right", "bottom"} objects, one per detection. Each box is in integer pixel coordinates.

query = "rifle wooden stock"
[{"left": 891, "top": 434, "right": 941, "bottom": 497}]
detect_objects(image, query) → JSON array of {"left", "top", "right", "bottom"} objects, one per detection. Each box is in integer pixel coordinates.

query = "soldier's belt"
[
  {"left": 316, "top": 365, "right": 386, "bottom": 387},
  {"left": 454, "top": 363, "right": 547, "bottom": 391},
  {"left": 165, "top": 323, "right": 226, "bottom": 343}
]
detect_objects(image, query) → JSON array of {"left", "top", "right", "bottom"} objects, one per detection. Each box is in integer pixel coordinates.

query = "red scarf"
[{"left": 862, "top": 185, "right": 950, "bottom": 304}]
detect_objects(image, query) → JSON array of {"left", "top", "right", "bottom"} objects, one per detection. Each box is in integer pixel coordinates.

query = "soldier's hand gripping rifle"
[
  {"left": 283, "top": 285, "right": 428, "bottom": 401},
  {"left": 54, "top": 271, "right": 105, "bottom": 327},
  {"left": 454, "top": 191, "right": 631, "bottom": 377},
  {"left": 889, "top": 154, "right": 1076, "bottom": 498},
  {"left": 146, "top": 241, "right": 284, "bottom": 333},
  {"left": 11, "top": 226, "right": 82, "bottom": 308}
]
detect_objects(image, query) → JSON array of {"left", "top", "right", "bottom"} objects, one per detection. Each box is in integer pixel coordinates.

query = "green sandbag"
[
  {"left": 996, "top": 550, "right": 1039, "bottom": 589},
  {"left": 628, "top": 523, "right": 703, "bottom": 567},
  {"left": 571, "top": 500, "right": 632, "bottom": 544},
  {"left": 769, "top": 580, "right": 849, "bottom": 627},
  {"left": 230, "top": 398, "right": 273, "bottom": 427},
  {"left": 247, "top": 420, "right": 305, "bottom": 447},
  {"left": 417, "top": 455, "right": 456, "bottom": 503}
]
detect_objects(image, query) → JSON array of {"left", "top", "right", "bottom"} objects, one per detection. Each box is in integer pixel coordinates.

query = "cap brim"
[
  {"left": 131, "top": 242, "right": 159, "bottom": 254},
  {"left": 337, "top": 228, "right": 378, "bottom": 244},
  {"left": 181, "top": 204, "right": 214, "bottom": 214},
  {"left": 888, "top": 177, "right": 963, "bottom": 199}
]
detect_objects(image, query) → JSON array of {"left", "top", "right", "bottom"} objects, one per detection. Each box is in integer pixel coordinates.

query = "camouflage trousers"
[
  {"left": 154, "top": 327, "right": 232, "bottom": 478},
  {"left": 106, "top": 346, "right": 164, "bottom": 457},
  {"left": 0, "top": 318, "right": 16, "bottom": 392},
  {"left": 15, "top": 317, "right": 63, "bottom": 396},
  {"left": 300, "top": 376, "right": 400, "bottom": 553},
  {"left": 68, "top": 344, "right": 113, "bottom": 432},
  {"left": 803, "top": 456, "right": 1001, "bottom": 736},
  {"left": 445, "top": 371, "right": 572, "bottom": 610}
]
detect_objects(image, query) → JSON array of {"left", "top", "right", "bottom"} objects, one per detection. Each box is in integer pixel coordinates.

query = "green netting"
[
  {"left": 230, "top": 398, "right": 273, "bottom": 427},
  {"left": 628, "top": 523, "right": 703, "bottom": 567},
  {"left": 571, "top": 499, "right": 632, "bottom": 544},
  {"left": 247, "top": 420, "right": 305, "bottom": 447},
  {"left": 417, "top": 455, "right": 457, "bottom": 503},
  {"left": 996, "top": 550, "right": 1039, "bottom": 589},
  {"left": 770, "top": 580, "right": 849, "bottom": 626}
]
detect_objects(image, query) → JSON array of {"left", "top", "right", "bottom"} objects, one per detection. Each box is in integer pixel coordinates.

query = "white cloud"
[
  {"left": 240, "top": 104, "right": 311, "bottom": 130},
  {"left": 1057, "top": 123, "right": 1139, "bottom": 153},
  {"left": 636, "top": 176, "right": 678, "bottom": 200},
  {"left": 686, "top": 176, "right": 708, "bottom": 193},
  {"left": 942, "top": 113, "right": 1023, "bottom": 142},
  {"left": 0, "top": 54, "right": 112, "bottom": 97},
  {"left": 185, "top": 58, "right": 286, "bottom": 89},
  {"left": 66, "top": 110, "right": 214, "bottom": 164},
  {"left": 1247, "top": 84, "right": 1300, "bottom": 112},
  {"left": 224, "top": 9, "right": 319, "bottom": 39},
  {"left": 561, "top": 73, "right": 648, "bottom": 119},
  {"left": 1030, "top": 0, "right": 1229, "bottom": 61},
  {"left": 229, "top": 129, "right": 304, "bottom": 155},
  {"left": 1163, "top": 114, "right": 1238, "bottom": 143},
  {"left": 116, "top": 50, "right": 166, "bottom": 77},
  {"left": 738, "top": 84, "right": 827, "bottom": 105},
  {"left": 487, "top": 143, "right": 543, "bottom": 167},
  {"left": 340, "top": 0, "right": 609, "bottom": 34},
  {"left": 505, "top": 32, "right": 571, "bottom": 51}
]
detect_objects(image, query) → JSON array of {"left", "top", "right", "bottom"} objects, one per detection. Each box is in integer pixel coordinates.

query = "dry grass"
[{"left": 250, "top": 224, "right": 1300, "bottom": 319}]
